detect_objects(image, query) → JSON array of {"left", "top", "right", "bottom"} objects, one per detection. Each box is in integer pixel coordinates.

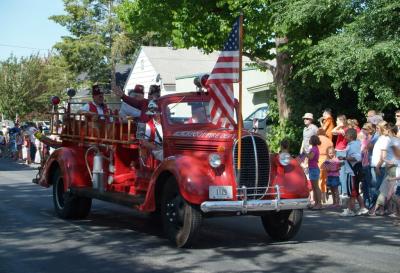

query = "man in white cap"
[{"left": 300, "top": 113, "right": 318, "bottom": 154}]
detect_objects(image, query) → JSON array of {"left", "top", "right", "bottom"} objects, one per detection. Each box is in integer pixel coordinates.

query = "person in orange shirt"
[
  {"left": 318, "top": 128, "right": 334, "bottom": 203},
  {"left": 319, "top": 109, "right": 335, "bottom": 141}
]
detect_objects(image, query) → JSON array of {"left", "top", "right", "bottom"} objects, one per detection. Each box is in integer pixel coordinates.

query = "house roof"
[{"left": 142, "top": 46, "right": 251, "bottom": 85}]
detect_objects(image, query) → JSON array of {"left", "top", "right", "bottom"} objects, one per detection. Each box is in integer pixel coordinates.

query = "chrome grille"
[{"left": 234, "top": 135, "right": 270, "bottom": 199}]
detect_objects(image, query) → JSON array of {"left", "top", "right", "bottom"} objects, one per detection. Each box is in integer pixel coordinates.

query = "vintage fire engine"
[{"left": 34, "top": 82, "right": 309, "bottom": 248}]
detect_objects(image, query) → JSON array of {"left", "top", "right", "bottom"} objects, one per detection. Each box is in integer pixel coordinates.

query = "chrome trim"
[
  {"left": 202, "top": 184, "right": 309, "bottom": 213},
  {"left": 200, "top": 198, "right": 309, "bottom": 213},
  {"left": 251, "top": 135, "right": 259, "bottom": 189}
]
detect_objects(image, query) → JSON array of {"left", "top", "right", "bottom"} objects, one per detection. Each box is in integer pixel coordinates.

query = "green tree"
[
  {"left": 50, "top": 0, "right": 134, "bottom": 88},
  {"left": 0, "top": 55, "right": 73, "bottom": 120},
  {"left": 117, "top": 0, "right": 360, "bottom": 120},
  {"left": 295, "top": 0, "right": 400, "bottom": 112}
]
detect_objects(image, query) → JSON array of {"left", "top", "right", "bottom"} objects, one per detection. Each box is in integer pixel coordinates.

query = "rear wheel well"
[
  {"left": 48, "top": 162, "right": 61, "bottom": 186},
  {"left": 154, "top": 171, "right": 174, "bottom": 212}
]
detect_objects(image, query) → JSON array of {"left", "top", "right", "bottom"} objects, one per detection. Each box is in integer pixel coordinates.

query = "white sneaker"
[
  {"left": 357, "top": 208, "right": 369, "bottom": 216},
  {"left": 340, "top": 209, "right": 355, "bottom": 217}
]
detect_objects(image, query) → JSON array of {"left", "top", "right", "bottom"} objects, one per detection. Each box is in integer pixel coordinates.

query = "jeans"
[
  {"left": 336, "top": 150, "right": 347, "bottom": 195},
  {"left": 362, "top": 166, "right": 372, "bottom": 208},
  {"left": 370, "top": 167, "right": 386, "bottom": 207}
]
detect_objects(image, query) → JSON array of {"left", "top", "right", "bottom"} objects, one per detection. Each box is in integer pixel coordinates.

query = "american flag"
[{"left": 206, "top": 17, "right": 240, "bottom": 128}]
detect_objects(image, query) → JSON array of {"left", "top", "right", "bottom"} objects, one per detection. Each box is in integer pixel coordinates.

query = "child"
[
  {"left": 340, "top": 128, "right": 369, "bottom": 216},
  {"left": 306, "top": 135, "right": 323, "bottom": 210},
  {"left": 322, "top": 146, "right": 342, "bottom": 208}
]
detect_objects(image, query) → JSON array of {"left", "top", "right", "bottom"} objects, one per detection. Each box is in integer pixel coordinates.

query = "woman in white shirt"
[
  {"left": 370, "top": 121, "right": 391, "bottom": 208},
  {"left": 370, "top": 124, "right": 397, "bottom": 215}
]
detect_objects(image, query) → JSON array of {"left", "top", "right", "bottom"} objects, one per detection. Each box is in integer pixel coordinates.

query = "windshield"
[
  {"left": 245, "top": 107, "right": 268, "bottom": 121},
  {"left": 167, "top": 101, "right": 211, "bottom": 125}
]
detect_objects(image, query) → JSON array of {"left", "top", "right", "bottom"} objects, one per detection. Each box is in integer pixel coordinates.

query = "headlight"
[
  {"left": 209, "top": 153, "right": 222, "bottom": 168},
  {"left": 279, "top": 152, "right": 291, "bottom": 166}
]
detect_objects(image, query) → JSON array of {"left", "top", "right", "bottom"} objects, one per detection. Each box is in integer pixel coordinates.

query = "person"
[
  {"left": 395, "top": 110, "right": 400, "bottom": 137},
  {"left": 332, "top": 115, "right": 348, "bottom": 196},
  {"left": 185, "top": 103, "right": 209, "bottom": 124},
  {"left": 359, "top": 122, "right": 374, "bottom": 208},
  {"left": 79, "top": 84, "right": 111, "bottom": 120},
  {"left": 370, "top": 136, "right": 400, "bottom": 216},
  {"left": 113, "top": 84, "right": 161, "bottom": 123},
  {"left": 9, "top": 123, "right": 22, "bottom": 161},
  {"left": 322, "top": 146, "right": 342, "bottom": 208},
  {"left": 340, "top": 128, "right": 369, "bottom": 216},
  {"left": 141, "top": 101, "right": 163, "bottom": 162},
  {"left": 119, "top": 85, "right": 144, "bottom": 119},
  {"left": 348, "top": 119, "right": 361, "bottom": 134},
  {"left": 23, "top": 132, "right": 32, "bottom": 164},
  {"left": 306, "top": 135, "right": 322, "bottom": 210},
  {"left": 370, "top": 121, "right": 391, "bottom": 208},
  {"left": 279, "top": 139, "right": 290, "bottom": 153},
  {"left": 317, "top": 128, "right": 333, "bottom": 203},
  {"left": 300, "top": 113, "right": 318, "bottom": 154},
  {"left": 319, "top": 109, "right": 335, "bottom": 140},
  {"left": 26, "top": 123, "right": 38, "bottom": 164},
  {"left": 0, "top": 131, "right": 5, "bottom": 158},
  {"left": 388, "top": 140, "right": 400, "bottom": 218}
]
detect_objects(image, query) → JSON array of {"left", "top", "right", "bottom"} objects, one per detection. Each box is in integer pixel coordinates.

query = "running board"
[{"left": 70, "top": 187, "right": 145, "bottom": 208}]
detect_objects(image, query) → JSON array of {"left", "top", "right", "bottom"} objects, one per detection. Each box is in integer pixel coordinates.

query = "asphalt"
[{"left": 0, "top": 158, "right": 399, "bottom": 273}]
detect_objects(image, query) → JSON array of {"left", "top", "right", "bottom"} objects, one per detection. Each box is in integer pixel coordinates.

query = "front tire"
[
  {"left": 161, "top": 177, "right": 202, "bottom": 248},
  {"left": 261, "top": 209, "right": 303, "bottom": 241},
  {"left": 52, "top": 169, "right": 92, "bottom": 219}
]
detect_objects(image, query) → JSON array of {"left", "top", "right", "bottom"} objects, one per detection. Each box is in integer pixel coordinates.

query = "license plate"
[{"left": 209, "top": 186, "right": 233, "bottom": 200}]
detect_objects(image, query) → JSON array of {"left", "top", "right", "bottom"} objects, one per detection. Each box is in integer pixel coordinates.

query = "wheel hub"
[{"left": 165, "top": 196, "right": 184, "bottom": 226}]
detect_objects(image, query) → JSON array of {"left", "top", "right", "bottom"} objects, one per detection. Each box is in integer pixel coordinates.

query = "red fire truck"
[{"left": 34, "top": 83, "right": 309, "bottom": 247}]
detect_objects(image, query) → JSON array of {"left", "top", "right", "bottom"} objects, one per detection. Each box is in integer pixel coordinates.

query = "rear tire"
[
  {"left": 261, "top": 209, "right": 303, "bottom": 241},
  {"left": 161, "top": 177, "right": 202, "bottom": 248},
  {"left": 52, "top": 168, "right": 92, "bottom": 219}
]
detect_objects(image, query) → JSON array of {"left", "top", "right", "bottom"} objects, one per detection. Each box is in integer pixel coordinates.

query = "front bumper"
[
  {"left": 200, "top": 185, "right": 309, "bottom": 214},
  {"left": 200, "top": 198, "right": 309, "bottom": 213}
]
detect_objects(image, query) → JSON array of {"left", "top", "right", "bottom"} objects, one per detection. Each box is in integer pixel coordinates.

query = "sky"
[{"left": 0, "top": 0, "right": 68, "bottom": 60}]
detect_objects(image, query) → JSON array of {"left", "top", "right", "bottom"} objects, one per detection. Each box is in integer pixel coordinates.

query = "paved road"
[{"left": 1, "top": 158, "right": 399, "bottom": 273}]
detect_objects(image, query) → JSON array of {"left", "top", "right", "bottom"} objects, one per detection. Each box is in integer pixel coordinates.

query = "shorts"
[
  {"left": 347, "top": 174, "right": 360, "bottom": 198},
  {"left": 327, "top": 176, "right": 340, "bottom": 187},
  {"left": 309, "top": 168, "right": 320, "bottom": 181}
]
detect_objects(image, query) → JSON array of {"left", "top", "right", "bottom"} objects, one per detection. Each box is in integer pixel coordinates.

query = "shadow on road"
[
  {"left": 0, "top": 158, "right": 39, "bottom": 172},
  {"left": 1, "top": 158, "right": 400, "bottom": 273}
]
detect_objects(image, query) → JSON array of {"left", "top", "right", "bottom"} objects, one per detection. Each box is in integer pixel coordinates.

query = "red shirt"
[{"left": 335, "top": 128, "right": 348, "bottom": 151}]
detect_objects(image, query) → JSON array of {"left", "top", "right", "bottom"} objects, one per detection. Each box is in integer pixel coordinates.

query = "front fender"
[
  {"left": 40, "top": 147, "right": 91, "bottom": 191},
  {"left": 270, "top": 154, "right": 309, "bottom": 199},
  {"left": 141, "top": 155, "right": 230, "bottom": 211}
]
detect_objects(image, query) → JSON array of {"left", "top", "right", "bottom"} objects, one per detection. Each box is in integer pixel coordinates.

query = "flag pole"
[{"left": 237, "top": 13, "right": 244, "bottom": 180}]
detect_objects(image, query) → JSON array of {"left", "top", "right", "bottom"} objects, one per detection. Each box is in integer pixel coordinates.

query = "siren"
[
  {"left": 51, "top": 96, "right": 60, "bottom": 105},
  {"left": 67, "top": 88, "right": 76, "bottom": 98},
  {"left": 194, "top": 74, "right": 210, "bottom": 89}
]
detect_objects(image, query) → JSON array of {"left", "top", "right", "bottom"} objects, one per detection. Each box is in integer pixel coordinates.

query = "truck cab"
[{"left": 35, "top": 90, "right": 309, "bottom": 247}]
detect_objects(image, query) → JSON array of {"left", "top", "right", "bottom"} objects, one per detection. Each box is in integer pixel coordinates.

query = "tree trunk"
[{"left": 274, "top": 37, "right": 291, "bottom": 121}]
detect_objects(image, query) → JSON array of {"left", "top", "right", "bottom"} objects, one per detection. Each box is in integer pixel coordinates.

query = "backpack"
[{"left": 347, "top": 161, "right": 363, "bottom": 183}]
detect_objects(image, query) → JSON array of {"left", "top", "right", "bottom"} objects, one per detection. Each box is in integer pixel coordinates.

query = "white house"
[{"left": 124, "top": 46, "right": 274, "bottom": 118}]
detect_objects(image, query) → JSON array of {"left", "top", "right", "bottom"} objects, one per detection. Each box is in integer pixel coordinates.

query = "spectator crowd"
[
  {"left": 0, "top": 121, "right": 52, "bottom": 165},
  {"left": 298, "top": 109, "right": 400, "bottom": 219}
]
